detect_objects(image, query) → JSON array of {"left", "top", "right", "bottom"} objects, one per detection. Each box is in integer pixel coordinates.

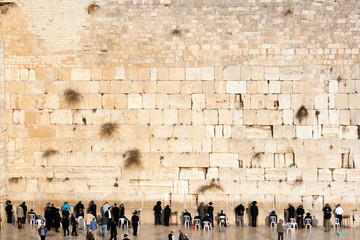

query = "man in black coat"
[
  {"left": 235, "top": 204, "right": 245, "bottom": 226},
  {"left": 71, "top": 212, "right": 78, "bottom": 236},
  {"left": 75, "top": 201, "right": 85, "bottom": 216},
  {"left": 5, "top": 200, "right": 13, "bottom": 223},
  {"left": 44, "top": 206, "right": 52, "bottom": 231},
  {"left": 287, "top": 204, "right": 295, "bottom": 222},
  {"left": 109, "top": 221, "right": 118, "bottom": 240},
  {"left": 89, "top": 201, "right": 97, "bottom": 217},
  {"left": 163, "top": 205, "right": 171, "bottom": 226},
  {"left": 119, "top": 203, "right": 125, "bottom": 217},
  {"left": 53, "top": 208, "right": 61, "bottom": 232},
  {"left": 112, "top": 203, "right": 120, "bottom": 225},
  {"left": 61, "top": 216, "right": 70, "bottom": 236},
  {"left": 131, "top": 211, "right": 139, "bottom": 236},
  {"left": 105, "top": 207, "right": 113, "bottom": 230},
  {"left": 183, "top": 209, "right": 192, "bottom": 225},
  {"left": 250, "top": 201, "right": 258, "bottom": 227},
  {"left": 153, "top": 201, "right": 162, "bottom": 225},
  {"left": 296, "top": 205, "right": 305, "bottom": 228},
  {"left": 206, "top": 202, "right": 214, "bottom": 226}
]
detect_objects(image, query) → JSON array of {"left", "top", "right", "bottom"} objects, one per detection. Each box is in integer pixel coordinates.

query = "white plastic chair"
[
  {"left": 194, "top": 219, "right": 201, "bottom": 230},
  {"left": 184, "top": 216, "right": 190, "bottom": 227},
  {"left": 270, "top": 216, "right": 276, "bottom": 227},
  {"left": 286, "top": 222, "right": 295, "bottom": 234},
  {"left": 218, "top": 217, "right": 226, "bottom": 230},
  {"left": 36, "top": 219, "right": 45, "bottom": 228},
  {"left": 29, "top": 214, "right": 36, "bottom": 225},
  {"left": 119, "top": 218, "right": 128, "bottom": 229},
  {"left": 203, "top": 221, "right": 211, "bottom": 231},
  {"left": 304, "top": 218, "right": 311, "bottom": 230},
  {"left": 334, "top": 218, "right": 340, "bottom": 229},
  {"left": 290, "top": 218, "right": 298, "bottom": 229}
]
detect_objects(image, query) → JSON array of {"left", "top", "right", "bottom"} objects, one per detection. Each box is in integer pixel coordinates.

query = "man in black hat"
[
  {"left": 131, "top": 211, "right": 139, "bottom": 236},
  {"left": 206, "top": 202, "right": 214, "bottom": 226},
  {"left": 5, "top": 200, "right": 13, "bottom": 223},
  {"left": 20, "top": 202, "right": 27, "bottom": 224},
  {"left": 250, "top": 201, "right": 258, "bottom": 227}
]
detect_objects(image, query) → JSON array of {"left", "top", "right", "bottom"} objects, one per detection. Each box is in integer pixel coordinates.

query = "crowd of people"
[{"left": 3, "top": 199, "right": 347, "bottom": 240}]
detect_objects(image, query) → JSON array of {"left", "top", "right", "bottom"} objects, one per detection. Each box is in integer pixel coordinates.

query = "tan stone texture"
[{"left": 0, "top": 0, "right": 360, "bottom": 226}]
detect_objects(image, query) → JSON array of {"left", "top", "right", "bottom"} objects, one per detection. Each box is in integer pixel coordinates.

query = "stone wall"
[{"left": 0, "top": 0, "right": 360, "bottom": 225}]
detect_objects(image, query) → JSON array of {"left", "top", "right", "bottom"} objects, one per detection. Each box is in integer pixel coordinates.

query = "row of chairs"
[
  {"left": 183, "top": 217, "right": 212, "bottom": 231},
  {"left": 270, "top": 217, "right": 341, "bottom": 234}
]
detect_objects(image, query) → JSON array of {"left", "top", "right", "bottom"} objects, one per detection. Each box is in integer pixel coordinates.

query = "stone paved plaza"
[{"left": 1, "top": 222, "right": 359, "bottom": 240}]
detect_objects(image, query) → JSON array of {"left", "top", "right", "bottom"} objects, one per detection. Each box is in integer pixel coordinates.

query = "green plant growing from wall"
[
  {"left": 42, "top": 149, "right": 59, "bottom": 159},
  {"left": 47, "top": 177, "right": 53, "bottom": 182},
  {"left": 283, "top": 8, "right": 293, "bottom": 16},
  {"left": 100, "top": 122, "right": 119, "bottom": 138},
  {"left": 124, "top": 149, "right": 142, "bottom": 168},
  {"left": 87, "top": 2, "right": 100, "bottom": 14},
  {"left": 64, "top": 89, "right": 82, "bottom": 105},
  {"left": 196, "top": 179, "right": 223, "bottom": 194},
  {"left": 171, "top": 29, "right": 181, "bottom": 36},
  {"left": 0, "top": 2, "right": 16, "bottom": 15},
  {"left": 8, "top": 176, "right": 22, "bottom": 184},
  {"left": 63, "top": 177, "right": 69, "bottom": 182},
  {"left": 295, "top": 105, "right": 308, "bottom": 124}
]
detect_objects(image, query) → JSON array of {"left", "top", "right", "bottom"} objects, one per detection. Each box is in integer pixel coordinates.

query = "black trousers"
[
  {"left": 40, "top": 236, "right": 46, "bottom": 240},
  {"left": 164, "top": 217, "right": 170, "bottom": 226},
  {"left": 63, "top": 227, "right": 69, "bottom": 236},
  {"left": 71, "top": 224, "right": 77, "bottom": 235},
  {"left": 110, "top": 234, "right": 117, "bottom": 240},
  {"left": 252, "top": 216, "right": 257, "bottom": 227},
  {"left": 133, "top": 225, "right": 138, "bottom": 236},
  {"left": 337, "top": 214, "right": 343, "bottom": 226},
  {"left": 7, "top": 212, "right": 12, "bottom": 223},
  {"left": 155, "top": 214, "right": 161, "bottom": 225}
]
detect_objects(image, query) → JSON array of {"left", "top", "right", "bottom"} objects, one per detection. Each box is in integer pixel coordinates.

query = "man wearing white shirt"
[
  {"left": 103, "top": 202, "right": 110, "bottom": 215},
  {"left": 335, "top": 204, "right": 344, "bottom": 227}
]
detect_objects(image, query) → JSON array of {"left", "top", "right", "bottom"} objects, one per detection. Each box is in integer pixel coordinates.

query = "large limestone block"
[
  {"left": 296, "top": 126, "right": 312, "bottom": 139},
  {"left": 168, "top": 68, "right": 184, "bottom": 80},
  {"left": 163, "top": 109, "right": 177, "bottom": 124},
  {"left": 340, "top": 126, "right": 358, "bottom": 139},
  {"left": 114, "top": 67, "right": 125, "bottom": 80},
  {"left": 223, "top": 66, "right": 240, "bottom": 80},
  {"left": 264, "top": 67, "right": 279, "bottom": 80},
  {"left": 350, "top": 110, "right": 360, "bottom": 125},
  {"left": 278, "top": 94, "right": 291, "bottom": 109},
  {"left": 161, "top": 153, "right": 209, "bottom": 168},
  {"left": 169, "top": 95, "right": 191, "bottom": 109},
  {"left": 36, "top": 68, "right": 57, "bottom": 81},
  {"left": 245, "top": 126, "right": 272, "bottom": 139},
  {"left": 127, "top": 94, "right": 142, "bottom": 109},
  {"left": 210, "top": 153, "right": 239, "bottom": 167},
  {"left": 287, "top": 168, "right": 302, "bottom": 182},
  {"left": 206, "top": 167, "right": 219, "bottom": 180},
  {"left": 265, "top": 169, "right": 287, "bottom": 181},
  {"left": 27, "top": 126, "right": 56, "bottom": 138},
  {"left": 333, "top": 169, "right": 346, "bottom": 181},
  {"left": 246, "top": 168, "right": 264, "bottom": 181},
  {"left": 185, "top": 68, "right": 201, "bottom": 80},
  {"left": 7, "top": 167, "right": 54, "bottom": 179},
  {"left": 202, "top": 67, "right": 214, "bottom": 81},
  {"left": 347, "top": 169, "right": 360, "bottom": 182},
  {"left": 226, "top": 81, "right": 246, "bottom": 93},
  {"left": 54, "top": 167, "right": 120, "bottom": 179},
  {"left": 38, "top": 179, "right": 88, "bottom": 193},
  {"left": 280, "top": 66, "right": 302, "bottom": 81},
  {"left": 174, "top": 180, "right": 189, "bottom": 194},
  {"left": 301, "top": 169, "right": 317, "bottom": 182},
  {"left": 273, "top": 125, "right": 295, "bottom": 139},
  {"left": 180, "top": 168, "right": 206, "bottom": 180},
  {"left": 349, "top": 94, "right": 360, "bottom": 109},
  {"left": 71, "top": 68, "right": 90, "bottom": 81},
  {"left": 169, "top": 139, "right": 192, "bottom": 153},
  {"left": 129, "top": 180, "right": 172, "bottom": 193},
  {"left": 251, "top": 66, "right": 264, "bottom": 80},
  {"left": 306, "top": 182, "right": 330, "bottom": 196},
  {"left": 203, "top": 110, "right": 218, "bottom": 124},
  {"left": 280, "top": 181, "right": 306, "bottom": 195},
  {"left": 330, "top": 182, "right": 355, "bottom": 195},
  {"left": 157, "top": 81, "right": 180, "bottom": 93},
  {"left": 318, "top": 169, "right": 332, "bottom": 182}
]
